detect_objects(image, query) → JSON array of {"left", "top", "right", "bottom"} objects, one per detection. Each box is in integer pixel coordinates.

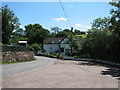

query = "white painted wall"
[
  {"left": 60, "top": 44, "right": 71, "bottom": 55},
  {"left": 43, "top": 44, "right": 59, "bottom": 54},
  {"left": 43, "top": 38, "right": 71, "bottom": 55}
]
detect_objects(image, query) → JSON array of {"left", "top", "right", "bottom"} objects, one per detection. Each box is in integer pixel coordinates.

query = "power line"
[{"left": 58, "top": 0, "right": 72, "bottom": 28}]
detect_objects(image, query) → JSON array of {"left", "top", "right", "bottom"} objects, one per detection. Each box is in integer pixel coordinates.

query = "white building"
[
  {"left": 18, "top": 41, "right": 27, "bottom": 47},
  {"left": 43, "top": 37, "right": 72, "bottom": 55}
]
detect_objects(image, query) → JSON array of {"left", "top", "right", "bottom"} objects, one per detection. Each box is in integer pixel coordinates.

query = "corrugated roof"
[{"left": 43, "top": 38, "right": 64, "bottom": 44}]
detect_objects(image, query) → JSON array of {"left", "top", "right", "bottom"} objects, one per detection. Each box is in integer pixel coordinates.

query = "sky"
[{"left": 2, "top": 1, "right": 113, "bottom": 32}]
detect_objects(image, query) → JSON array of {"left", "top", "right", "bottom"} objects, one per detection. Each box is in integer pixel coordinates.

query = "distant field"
[{"left": 74, "top": 34, "right": 87, "bottom": 38}]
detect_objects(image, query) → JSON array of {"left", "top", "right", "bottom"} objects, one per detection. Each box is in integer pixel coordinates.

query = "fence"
[{"left": 2, "top": 46, "right": 30, "bottom": 52}]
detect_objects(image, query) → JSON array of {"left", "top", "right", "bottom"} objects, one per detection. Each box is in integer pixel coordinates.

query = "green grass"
[
  {"left": 74, "top": 34, "right": 87, "bottom": 38},
  {"left": 1, "top": 58, "right": 36, "bottom": 65}
]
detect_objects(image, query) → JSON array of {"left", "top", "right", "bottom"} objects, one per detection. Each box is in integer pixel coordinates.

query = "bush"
[{"left": 27, "top": 43, "right": 42, "bottom": 51}]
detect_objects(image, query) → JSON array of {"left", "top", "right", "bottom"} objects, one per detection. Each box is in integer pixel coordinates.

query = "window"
[
  {"left": 49, "top": 41, "right": 54, "bottom": 44},
  {"left": 61, "top": 48, "right": 64, "bottom": 52}
]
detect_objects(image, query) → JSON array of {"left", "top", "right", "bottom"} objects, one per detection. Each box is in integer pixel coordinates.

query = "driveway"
[
  {"left": 2, "top": 56, "right": 58, "bottom": 77},
  {"left": 3, "top": 60, "right": 119, "bottom": 88}
]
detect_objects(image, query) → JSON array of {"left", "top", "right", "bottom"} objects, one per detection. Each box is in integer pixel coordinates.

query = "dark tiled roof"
[{"left": 43, "top": 38, "right": 64, "bottom": 44}]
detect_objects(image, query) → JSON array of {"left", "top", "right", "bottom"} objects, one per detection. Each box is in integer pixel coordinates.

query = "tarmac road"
[
  {"left": 3, "top": 60, "right": 119, "bottom": 88},
  {"left": 2, "top": 56, "right": 58, "bottom": 77}
]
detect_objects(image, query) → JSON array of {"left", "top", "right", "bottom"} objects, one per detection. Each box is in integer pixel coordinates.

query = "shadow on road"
[
  {"left": 77, "top": 61, "right": 109, "bottom": 67},
  {"left": 77, "top": 61, "right": 120, "bottom": 80},
  {"left": 101, "top": 68, "right": 120, "bottom": 80}
]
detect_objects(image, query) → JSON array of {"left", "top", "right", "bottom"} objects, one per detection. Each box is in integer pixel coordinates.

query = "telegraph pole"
[{"left": 71, "top": 27, "right": 73, "bottom": 56}]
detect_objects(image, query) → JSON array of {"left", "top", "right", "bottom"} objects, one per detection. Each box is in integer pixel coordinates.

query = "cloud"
[
  {"left": 52, "top": 17, "right": 67, "bottom": 22},
  {"left": 19, "top": 25, "right": 22, "bottom": 28},
  {"left": 68, "top": 4, "right": 75, "bottom": 7},
  {"left": 85, "top": 26, "right": 92, "bottom": 30},
  {"left": 75, "top": 24, "right": 81, "bottom": 27},
  {"left": 80, "top": 26, "right": 92, "bottom": 32}
]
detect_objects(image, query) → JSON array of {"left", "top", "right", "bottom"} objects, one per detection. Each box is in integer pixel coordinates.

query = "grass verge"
[{"left": 1, "top": 58, "right": 36, "bottom": 65}]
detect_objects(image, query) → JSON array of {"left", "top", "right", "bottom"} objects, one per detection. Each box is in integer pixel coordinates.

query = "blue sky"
[{"left": 3, "top": 2, "right": 113, "bottom": 31}]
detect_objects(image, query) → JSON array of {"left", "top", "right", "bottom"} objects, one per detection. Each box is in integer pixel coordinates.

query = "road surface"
[
  {"left": 2, "top": 56, "right": 119, "bottom": 88},
  {"left": 2, "top": 56, "right": 57, "bottom": 77}
]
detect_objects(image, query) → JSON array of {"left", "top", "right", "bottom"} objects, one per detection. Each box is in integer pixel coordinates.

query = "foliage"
[
  {"left": 28, "top": 43, "right": 42, "bottom": 51},
  {"left": 2, "top": 5, "right": 20, "bottom": 44},
  {"left": 45, "top": 52, "right": 62, "bottom": 59},
  {"left": 10, "top": 28, "right": 28, "bottom": 45},
  {"left": 51, "top": 27, "right": 62, "bottom": 34},
  {"left": 0, "top": 43, "right": 3, "bottom": 46},
  {"left": 74, "top": 29, "right": 86, "bottom": 35},
  {"left": 79, "top": 1, "right": 120, "bottom": 62},
  {"left": 109, "top": 1, "right": 120, "bottom": 59},
  {"left": 91, "top": 17, "right": 110, "bottom": 29},
  {"left": 25, "top": 24, "right": 50, "bottom": 44},
  {"left": 81, "top": 28, "right": 112, "bottom": 58},
  {"left": 56, "top": 29, "right": 72, "bottom": 37},
  {"left": 74, "top": 34, "right": 86, "bottom": 38}
]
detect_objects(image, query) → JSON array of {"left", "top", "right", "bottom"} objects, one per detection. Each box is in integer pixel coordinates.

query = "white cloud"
[
  {"left": 19, "top": 25, "right": 22, "bottom": 28},
  {"left": 85, "top": 26, "right": 92, "bottom": 30},
  {"left": 79, "top": 26, "right": 92, "bottom": 32},
  {"left": 68, "top": 4, "right": 75, "bottom": 7},
  {"left": 75, "top": 24, "right": 81, "bottom": 27},
  {"left": 52, "top": 17, "right": 67, "bottom": 22}
]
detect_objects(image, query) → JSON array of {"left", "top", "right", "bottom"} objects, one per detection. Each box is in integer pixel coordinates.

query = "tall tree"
[
  {"left": 2, "top": 5, "right": 20, "bottom": 44},
  {"left": 11, "top": 28, "right": 28, "bottom": 45},
  {"left": 51, "top": 27, "right": 61, "bottom": 34},
  {"left": 91, "top": 17, "right": 110, "bottom": 29},
  {"left": 79, "top": 1, "right": 120, "bottom": 62},
  {"left": 109, "top": 1, "right": 120, "bottom": 58},
  {"left": 74, "top": 29, "right": 86, "bottom": 35},
  {"left": 25, "top": 24, "right": 50, "bottom": 44},
  {"left": 56, "top": 29, "right": 72, "bottom": 37}
]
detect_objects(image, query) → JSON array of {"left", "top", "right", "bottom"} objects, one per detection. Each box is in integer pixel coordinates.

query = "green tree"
[
  {"left": 81, "top": 28, "right": 112, "bottom": 58},
  {"left": 25, "top": 24, "right": 50, "bottom": 44},
  {"left": 80, "top": 17, "right": 112, "bottom": 59},
  {"left": 28, "top": 43, "right": 42, "bottom": 51},
  {"left": 56, "top": 29, "right": 72, "bottom": 38},
  {"left": 109, "top": 1, "right": 120, "bottom": 59},
  {"left": 51, "top": 27, "right": 61, "bottom": 35},
  {"left": 79, "top": 1, "right": 120, "bottom": 62},
  {"left": 74, "top": 29, "right": 81, "bottom": 35},
  {"left": 11, "top": 28, "right": 28, "bottom": 45},
  {"left": 91, "top": 17, "right": 110, "bottom": 29},
  {"left": 14, "top": 28, "right": 25, "bottom": 36},
  {"left": 2, "top": 5, "right": 20, "bottom": 44},
  {"left": 74, "top": 29, "right": 86, "bottom": 35}
]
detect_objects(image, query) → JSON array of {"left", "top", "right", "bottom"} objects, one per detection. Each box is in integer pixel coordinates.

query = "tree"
[
  {"left": 2, "top": 5, "right": 20, "bottom": 44},
  {"left": 82, "top": 28, "right": 112, "bottom": 58},
  {"left": 80, "top": 15, "right": 112, "bottom": 59},
  {"left": 74, "top": 29, "right": 86, "bottom": 35},
  {"left": 74, "top": 29, "right": 81, "bottom": 35},
  {"left": 28, "top": 43, "right": 42, "bottom": 51},
  {"left": 51, "top": 27, "right": 61, "bottom": 35},
  {"left": 25, "top": 24, "right": 50, "bottom": 44},
  {"left": 91, "top": 17, "right": 110, "bottom": 29},
  {"left": 79, "top": 1, "right": 120, "bottom": 62},
  {"left": 109, "top": 1, "right": 120, "bottom": 58},
  {"left": 11, "top": 28, "right": 28, "bottom": 45},
  {"left": 14, "top": 28, "right": 25, "bottom": 36},
  {"left": 56, "top": 29, "right": 72, "bottom": 38}
]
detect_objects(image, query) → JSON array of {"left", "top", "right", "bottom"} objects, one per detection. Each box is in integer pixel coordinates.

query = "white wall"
[
  {"left": 60, "top": 44, "right": 71, "bottom": 55},
  {"left": 43, "top": 44, "right": 59, "bottom": 54}
]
